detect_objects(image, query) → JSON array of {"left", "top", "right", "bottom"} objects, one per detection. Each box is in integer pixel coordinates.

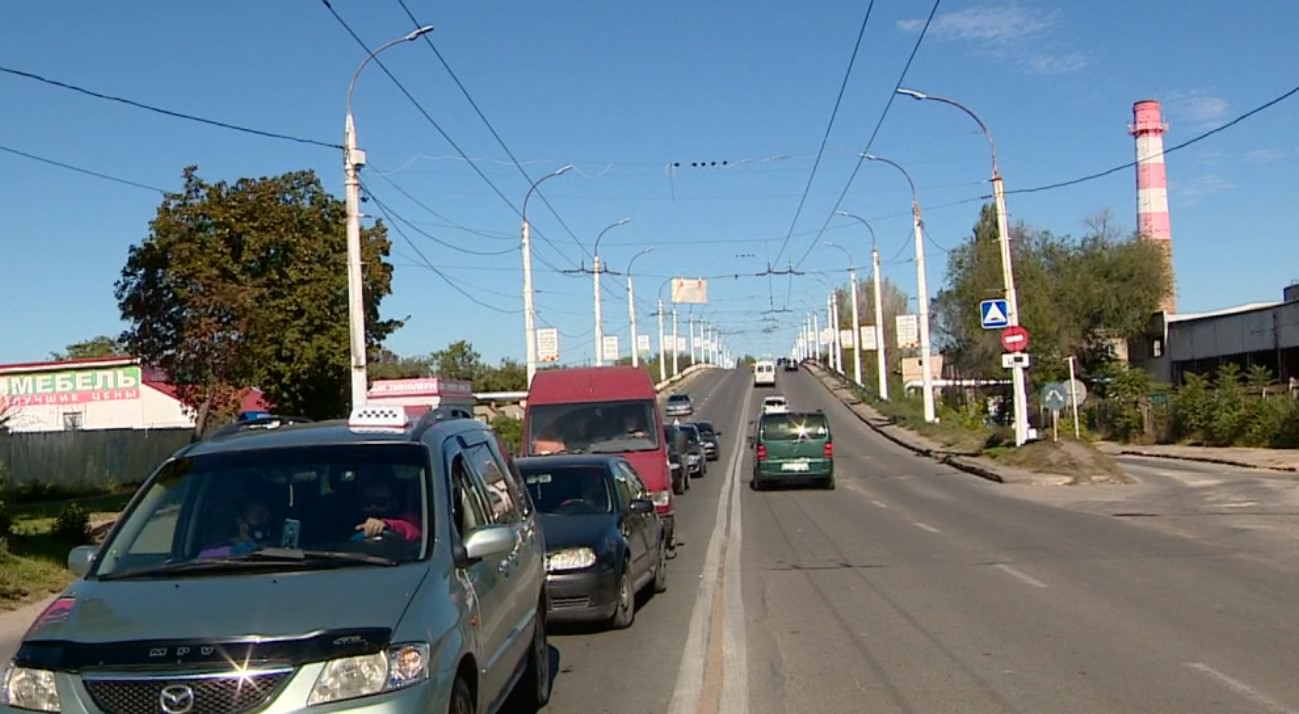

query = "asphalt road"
[{"left": 541, "top": 366, "right": 1299, "bottom": 714}]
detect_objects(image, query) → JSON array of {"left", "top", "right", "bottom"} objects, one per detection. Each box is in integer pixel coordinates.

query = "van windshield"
[{"left": 527, "top": 399, "right": 660, "bottom": 456}]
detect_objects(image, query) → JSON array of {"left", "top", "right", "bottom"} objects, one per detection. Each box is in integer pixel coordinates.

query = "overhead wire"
[
  {"left": 0, "top": 65, "right": 342, "bottom": 150},
  {"left": 0, "top": 143, "right": 167, "bottom": 193},
  {"left": 361, "top": 182, "right": 519, "bottom": 256}
]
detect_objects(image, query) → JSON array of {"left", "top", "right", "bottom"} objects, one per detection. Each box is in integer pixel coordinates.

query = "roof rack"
[{"left": 207, "top": 414, "right": 314, "bottom": 439}]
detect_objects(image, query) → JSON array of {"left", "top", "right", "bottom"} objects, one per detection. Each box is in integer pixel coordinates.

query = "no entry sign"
[{"left": 1000, "top": 325, "right": 1030, "bottom": 353}]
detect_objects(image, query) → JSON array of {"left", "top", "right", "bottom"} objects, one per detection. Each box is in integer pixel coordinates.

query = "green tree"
[
  {"left": 369, "top": 348, "right": 431, "bottom": 380},
  {"left": 476, "top": 358, "right": 526, "bottom": 392},
  {"left": 51, "top": 335, "right": 125, "bottom": 360},
  {"left": 933, "top": 206, "right": 1170, "bottom": 382},
  {"left": 431, "top": 340, "right": 484, "bottom": 382},
  {"left": 115, "top": 166, "right": 400, "bottom": 435}
]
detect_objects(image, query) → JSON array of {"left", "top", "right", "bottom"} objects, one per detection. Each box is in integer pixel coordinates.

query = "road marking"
[
  {"left": 993, "top": 563, "right": 1048, "bottom": 589},
  {"left": 668, "top": 376, "right": 752, "bottom": 714},
  {"left": 720, "top": 412, "right": 749, "bottom": 713},
  {"left": 913, "top": 521, "right": 941, "bottom": 533},
  {"left": 1185, "top": 662, "right": 1299, "bottom": 714},
  {"left": 871, "top": 500, "right": 889, "bottom": 509}
]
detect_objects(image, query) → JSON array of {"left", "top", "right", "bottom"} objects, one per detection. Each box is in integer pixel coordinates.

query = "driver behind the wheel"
[{"left": 355, "top": 473, "right": 422, "bottom": 542}]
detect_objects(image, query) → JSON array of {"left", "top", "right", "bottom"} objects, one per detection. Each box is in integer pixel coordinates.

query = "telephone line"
[{"left": 0, "top": 143, "right": 167, "bottom": 193}]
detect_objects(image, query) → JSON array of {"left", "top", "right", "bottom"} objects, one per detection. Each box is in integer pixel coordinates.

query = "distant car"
[
  {"left": 692, "top": 420, "right": 721, "bottom": 461},
  {"left": 664, "top": 424, "right": 690, "bottom": 495},
  {"left": 676, "top": 423, "right": 707, "bottom": 478},
  {"left": 761, "top": 395, "right": 789, "bottom": 414},
  {"left": 753, "top": 360, "right": 776, "bottom": 387},
  {"left": 664, "top": 393, "right": 694, "bottom": 417},
  {"left": 517, "top": 454, "right": 667, "bottom": 630},
  {"left": 784, "top": 359, "right": 799, "bottom": 372},
  {"left": 751, "top": 409, "right": 835, "bottom": 490}
]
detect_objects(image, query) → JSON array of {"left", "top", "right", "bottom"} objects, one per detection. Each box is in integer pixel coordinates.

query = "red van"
[{"left": 523, "top": 366, "right": 676, "bottom": 544}]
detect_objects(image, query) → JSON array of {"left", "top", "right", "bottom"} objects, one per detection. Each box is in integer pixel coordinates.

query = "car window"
[
  {"left": 761, "top": 414, "right": 830, "bottom": 441},
  {"left": 465, "top": 442, "right": 522, "bottom": 525},
  {"left": 450, "top": 452, "right": 491, "bottom": 537},
  {"left": 526, "top": 399, "right": 660, "bottom": 455},
  {"left": 612, "top": 466, "right": 637, "bottom": 509},
  {"left": 619, "top": 462, "right": 648, "bottom": 497},
  {"left": 94, "top": 444, "right": 431, "bottom": 577},
  {"left": 492, "top": 435, "right": 534, "bottom": 518}
]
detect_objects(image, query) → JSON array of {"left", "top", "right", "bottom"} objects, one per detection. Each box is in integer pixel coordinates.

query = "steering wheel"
[{"left": 556, "top": 498, "right": 598, "bottom": 514}]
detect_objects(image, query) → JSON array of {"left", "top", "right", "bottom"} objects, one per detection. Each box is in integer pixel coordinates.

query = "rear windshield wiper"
[{"left": 99, "top": 548, "right": 397, "bottom": 580}]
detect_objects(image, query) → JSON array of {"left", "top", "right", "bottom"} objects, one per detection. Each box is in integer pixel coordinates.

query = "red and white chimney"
[{"left": 1130, "top": 99, "right": 1176, "bottom": 313}]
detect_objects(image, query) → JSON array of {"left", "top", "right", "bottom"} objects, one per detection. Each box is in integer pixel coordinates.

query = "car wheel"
[
  {"left": 610, "top": 562, "right": 636, "bottom": 630},
  {"left": 516, "top": 598, "right": 552, "bottom": 710},
  {"left": 673, "top": 477, "right": 684, "bottom": 495},
  {"left": 449, "top": 676, "right": 474, "bottom": 714},
  {"left": 822, "top": 476, "right": 836, "bottom": 490},
  {"left": 653, "top": 539, "right": 668, "bottom": 593}
]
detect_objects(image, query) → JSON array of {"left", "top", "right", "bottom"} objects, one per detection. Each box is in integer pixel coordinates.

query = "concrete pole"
[
  {"left": 657, "top": 299, "right": 667, "bottom": 382},
  {"left": 872, "top": 245, "right": 888, "bottom": 401},
  {"left": 593, "top": 255, "right": 603, "bottom": 366},
  {"left": 671, "top": 308, "right": 679, "bottom": 376},
  {"left": 343, "top": 113, "right": 368, "bottom": 410},
  {"left": 627, "top": 273, "right": 639, "bottom": 368},
  {"left": 849, "top": 269, "right": 862, "bottom": 386},
  {"left": 688, "top": 314, "right": 697, "bottom": 366},
  {"left": 912, "top": 200, "right": 936, "bottom": 423}
]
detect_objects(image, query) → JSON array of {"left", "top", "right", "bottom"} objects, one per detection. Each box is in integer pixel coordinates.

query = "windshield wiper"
[{"left": 99, "top": 548, "right": 397, "bottom": 580}]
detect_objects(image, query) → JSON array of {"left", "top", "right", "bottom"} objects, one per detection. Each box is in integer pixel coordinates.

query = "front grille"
[{"left": 83, "top": 670, "right": 292, "bottom": 714}]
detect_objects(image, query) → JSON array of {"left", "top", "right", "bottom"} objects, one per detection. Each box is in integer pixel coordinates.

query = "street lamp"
[
  {"left": 898, "top": 87, "right": 1027, "bottom": 444},
  {"left": 656, "top": 277, "right": 674, "bottom": 382},
  {"left": 521, "top": 164, "right": 574, "bottom": 387},
  {"left": 823, "top": 240, "right": 863, "bottom": 388},
  {"left": 343, "top": 24, "right": 434, "bottom": 410},
  {"left": 863, "top": 153, "right": 936, "bottom": 423},
  {"left": 835, "top": 211, "right": 889, "bottom": 400},
  {"left": 625, "top": 248, "right": 654, "bottom": 368},
  {"left": 592, "top": 217, "right": 631, "bottom": 366}
]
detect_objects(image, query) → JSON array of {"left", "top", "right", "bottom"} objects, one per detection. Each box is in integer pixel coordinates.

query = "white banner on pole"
[
  {"left": 670, "top": 278, "right": 709, "bottom": 304},
  {"left": 896, "top": 314, "right": 919, "bottom": 349},
  {"left": 839, "top": 329, "right": 854, "bottom": 347},
  {"left": 675, "top": 336, "right": 686, "bottom": 351},
  {"left": 601, "top": 335, "right": 619, "bottom": 361},
  {"left": 860, "top": 325, "right": 878, "bottom": 351},
  {"left": 820, "top": 327, "right": 834, "bottom": 345},
  {"left": 537, "top": 328, "right": 560, "bottom": 362},
  {"left": 636, "top": 334, "right": 651, "bottom": 354}
]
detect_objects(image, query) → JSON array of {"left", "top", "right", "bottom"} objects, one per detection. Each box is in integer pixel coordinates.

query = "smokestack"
[{"left": 1130, "top": 99, "right": 1176, "bottom": 313}]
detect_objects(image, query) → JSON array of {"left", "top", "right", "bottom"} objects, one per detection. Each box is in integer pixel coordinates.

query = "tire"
[
  {"left": 449, "top": 676, "right": 474, "bottom": 714},
  {"left": 822, "top": 476, "right": 837, "bottom": 490},
  {"left": 609, "top": 563, "right": 636, "bottom": 630},
  {"left": 511, "top": 600, "right": 551, "bottom": 712},
  {"left": 653, "top": 539, "right": 668, "bottom": 593},
  {"left": 750, "top": 477, "right": 764, "bottom": 492},
  {"left": 673, "top": 477, "right": 684, "bottom": 495}
]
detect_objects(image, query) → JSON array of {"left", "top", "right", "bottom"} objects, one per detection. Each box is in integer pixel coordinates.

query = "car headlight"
[
  {"left": 306, "top": 643, "right": 429, "bottom": 706},
  {"left": 546, "top": 547, "right": 596, "bottom": 572},
  {"left": 2, "top": 663, "right": 60, "bottom": 712}
]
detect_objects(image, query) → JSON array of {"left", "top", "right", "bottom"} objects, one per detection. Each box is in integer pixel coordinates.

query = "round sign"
[
  {"left": 1064, "top": 379, "right": 1088, "bottom": 407},
  {"left": 1000, "top": 325, "right": 1030, "bottom": 353}
]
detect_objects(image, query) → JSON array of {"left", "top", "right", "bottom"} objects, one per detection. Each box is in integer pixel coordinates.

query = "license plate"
[{"left": 781, "top": 461, "right": 810, "bottom": 472}]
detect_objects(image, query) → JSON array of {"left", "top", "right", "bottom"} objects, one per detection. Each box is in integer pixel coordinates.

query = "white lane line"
[
  {"left": 668, "top": 376, "right": 752, "bottom": 714},
  {"left": 871, "top": 499, "right": 889, "bottom": 509},
  {"left": 1185, "top": 662, "right": 1299, "bottom": 714},
  {"left": 913, "top": 521, "right": 941, "bottom": 533},
  {"left": 993, "top": 563, "right": 1048, "bottom": 589},
  {"left": 720, "top": 408, "right": 749, "bottom": 713}
]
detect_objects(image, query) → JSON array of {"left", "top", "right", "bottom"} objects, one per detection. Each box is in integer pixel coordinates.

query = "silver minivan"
[{"left": 1, "top": 407, "right": 551, "bottom": 714}]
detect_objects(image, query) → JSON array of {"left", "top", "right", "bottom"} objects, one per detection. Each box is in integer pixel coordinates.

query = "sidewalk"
[
  {"left": 1094, "top": 442, "right": 1299, "bottom": 473},
  {"left": 0, "top": 595, "right": 54, "bottom": 663}
]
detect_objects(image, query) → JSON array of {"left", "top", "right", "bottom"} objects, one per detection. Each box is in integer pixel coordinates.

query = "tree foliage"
[
  {"left": 51, "top": 335, "right": 125, "bottom": 361},
  {"left": 933, "top": 206, "right": 1170, "bottom": 382},
  {"left": 115, "top": 166, "right": 400, "bottom": 432}
]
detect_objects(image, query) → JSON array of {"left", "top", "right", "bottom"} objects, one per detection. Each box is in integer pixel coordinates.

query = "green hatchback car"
[{"left": 750, "top": 410, "right": 835, "bottom": 490}]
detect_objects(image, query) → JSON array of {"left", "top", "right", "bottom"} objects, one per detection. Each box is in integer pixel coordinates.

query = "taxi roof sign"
[{"left": 348, "top": 405, "right": 410, "bottom": 430}]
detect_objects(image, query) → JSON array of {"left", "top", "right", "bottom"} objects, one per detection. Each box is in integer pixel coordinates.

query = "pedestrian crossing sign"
[{"left": 979, "top": 299, "right": 1010, "bottom": 329}]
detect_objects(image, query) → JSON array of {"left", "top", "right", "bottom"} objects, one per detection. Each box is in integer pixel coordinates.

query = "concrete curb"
[
  {"left": 803, "top": 362, "right": 1007, "bottom": 484},
  {"left": 1111, "top": 449, "right": 1298, "bottom": 474}
]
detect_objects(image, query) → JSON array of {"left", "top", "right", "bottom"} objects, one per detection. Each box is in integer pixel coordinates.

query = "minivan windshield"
[
  {"left": 94, "top": 444, "right": 430, "bottom": 578},
  {"left": 528, "top": 399, "right": 660, "bottom": 455},
  {"left": 761, "top": 414, "right": 829, "bottom": 441}
]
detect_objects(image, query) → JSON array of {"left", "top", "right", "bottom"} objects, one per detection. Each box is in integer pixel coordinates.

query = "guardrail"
[
  {"left": 472, "top": 363, "right": 715, "bottom": 407},
  {"left": 654, "top": 362, "right": 712, "bottom": 392}
]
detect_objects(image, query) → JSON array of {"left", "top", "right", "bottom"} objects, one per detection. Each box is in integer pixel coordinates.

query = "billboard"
[
  {"left": 537, "top": 328, "right": 560, "bottom": 363},
  {"left": 670, "top": 278, "right": 708, "bottom": 304},
  {"left": 601, "top": 335, "right": 620, "bottom": 360},
  {"left": 896, "top": 314, "right": 919, "bottom": 349},
  {"left": 860, "top": 325, "right": 878, "bottom": 351},
  {"left": 0, "top": 366, "right": 142, "bottom": 407},
  {"left": 636, "top": 334, "right": 651, "bottom": 354}
]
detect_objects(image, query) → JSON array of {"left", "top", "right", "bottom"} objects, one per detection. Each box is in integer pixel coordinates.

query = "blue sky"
[{"left": 3, "top": 0, "right": 1296, "bottom": 365}]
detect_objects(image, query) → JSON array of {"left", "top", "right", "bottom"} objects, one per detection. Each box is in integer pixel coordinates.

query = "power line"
[
  {"left": 0, "top": 143, "right": 167, "bottom": 193},
  {"left": 786, "top": 0, "right": 944, "bottom": 298},
  {"left": 368, "top": 170, "right": 516, "bottom": 241},
  {"left": 770, "top": 0, "right": 877, "bottom": 268},
  {"left": 0, "top": 65, "right": 341, "bottom": 150},
  {"left": 361, "top": 183, "right": 519, "bottom": 256},
  {"left": 394, "top": 0, "right": 592, "bottom": 261},
  {"left": 320, "top": 1, "right": 583, "bottom": 270}
]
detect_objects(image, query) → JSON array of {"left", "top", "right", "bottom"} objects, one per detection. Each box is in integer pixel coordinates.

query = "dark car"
[
  {"left": 665, "top": 425, "right": 690, "bottom": 495},
  {"left": 750, "top": 409, "right": 835, "bottom": 490},
  {"left": 676, "top": 422, "right": 707, "bottom": 478},
  {"left": 784, "top": 358, "right": 799, "bottom": 372},
  {"left": 692, "top": 420, "right": 721, "bottom": 461},
  {"left": 517, "top": 455, "right": 668, "bottom": 629}
]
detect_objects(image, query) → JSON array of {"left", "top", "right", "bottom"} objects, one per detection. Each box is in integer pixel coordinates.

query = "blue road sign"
[
  {"left": 980, "top": 299, "right": 1010, "bottom": 329},
  {"left": 1042, "top": 383, "right": 1068, "bottom": 411}
]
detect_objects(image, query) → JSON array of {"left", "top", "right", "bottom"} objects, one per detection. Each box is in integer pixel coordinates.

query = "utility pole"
[
  {"left": 628, "top": 276, "right": 639, "bottom": 368},
  {"left": 657, "top": 299, "right": 667, "bottom": 382},
  {"left": 521, "top": 165, "right": 574, "bottom": 387},
  {"left": 873, "top": 243, "right": 888, "bottom": 400},
  {"left": 592, "top": 254, "right": 603, "bottom": 366},
  {"left": 671, "top": 308, "right": 680, "bottom": 376}
]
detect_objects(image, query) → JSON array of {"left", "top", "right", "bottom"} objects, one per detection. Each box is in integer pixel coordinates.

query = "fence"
[{"left": 0, "top": 428, "right": 192, "bottom": 493}]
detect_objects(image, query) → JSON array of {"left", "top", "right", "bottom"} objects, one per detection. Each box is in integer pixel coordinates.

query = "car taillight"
[
  {"left": 823, "top": 442, "right": 833, "bottom": 459},
  {"left": 756, "top": 444, "right": 767, "bottom": 461}
]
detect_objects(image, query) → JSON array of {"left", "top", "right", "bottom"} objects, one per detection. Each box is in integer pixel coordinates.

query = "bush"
[
  {"left": 54, "top": 502, "right": 91, "bottom": 543},
  {"left": 0, "top": 466, "right": 11, "bottom": 537}
]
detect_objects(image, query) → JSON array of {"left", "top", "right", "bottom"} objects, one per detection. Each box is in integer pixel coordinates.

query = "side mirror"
[
  {"left": 628, "top": 499, "right": 654, "bottom": 514},
  {"left": 68, "top": 545, "right": 97, "bottom": 578},
  {"left": 457, "top": 525, "right": 516, "bottom": 566}
]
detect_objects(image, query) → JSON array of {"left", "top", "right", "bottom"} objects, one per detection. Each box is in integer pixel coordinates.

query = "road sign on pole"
[
  {"left": 1000, "top": 325, "right": 1030, "bottom": 353},
  {"left": 1042, "top": 382, "right": 1068, "bottom": 411},
  {"left": 979, "top": 299, "right": 1010, "bottom": 329}
]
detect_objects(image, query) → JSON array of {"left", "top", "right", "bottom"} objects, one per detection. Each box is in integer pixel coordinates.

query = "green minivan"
[{"left": 750, "top": 410, "right": 835, "bottom": 490}]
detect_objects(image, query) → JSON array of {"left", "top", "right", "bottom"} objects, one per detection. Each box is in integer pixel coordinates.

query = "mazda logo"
[{"left": 159, "top": 684, "right": 195, "bottom": 714}]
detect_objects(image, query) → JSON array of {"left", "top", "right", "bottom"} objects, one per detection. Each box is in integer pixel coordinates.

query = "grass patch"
[
  {"left": 987, "top": 438, "right": 1130, "bottom": 483},
  {"left": 8, "top": 489, "right": 133, "bottom": 535}
]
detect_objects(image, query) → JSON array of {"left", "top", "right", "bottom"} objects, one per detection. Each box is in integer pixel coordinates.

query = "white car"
[
  {"left": 761, "top": 395, "right": 788, "bottom": 414},
  {"left": 753, "top": 359, "right": 776, "bottom": 387}
]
